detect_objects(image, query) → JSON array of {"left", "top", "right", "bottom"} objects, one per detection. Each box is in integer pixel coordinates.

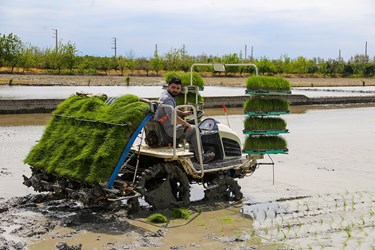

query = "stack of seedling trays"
[
  {"left": 164, "top": 72, "right": 204, "bottom": 110},
  {"left": 243, "top": 76, "right": 291, "bottom": 155}
]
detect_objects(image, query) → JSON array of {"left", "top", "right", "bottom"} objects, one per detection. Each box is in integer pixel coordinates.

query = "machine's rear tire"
[
  {"left": 204, "top": 175, "right": 243, "bottom": 201},
  {"left": 135, "top": 163, "right": 190, "bottom": 210}
]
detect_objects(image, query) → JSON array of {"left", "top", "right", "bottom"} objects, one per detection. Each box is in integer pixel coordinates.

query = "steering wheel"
[{"left": 186, "top": 110, "right": 205, "bottom": 124}]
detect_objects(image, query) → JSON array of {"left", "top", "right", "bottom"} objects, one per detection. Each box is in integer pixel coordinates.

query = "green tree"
[
  {"left": 42, "top": 41, "right": 77, "bottom": 74},
  {"left": 0, "top": 33, "right": 23, "bottom": 72},
  {"left": 256, "top": 57, "right": 276, "bottom": 75},
  {"left": 19, "top": 44, "right": 37, "bottom": 72},
  {"left": 62, "top": 42, "right": 77, "bottom": 74},
  {"left": 136, "top": 57, "right": 151, "bottom": 76},
  {"left": 164, "top": 48, "right": 182, "bottom": 71},
  {"left": 363, "top": 63, "right": 375, "bottom": 77},
  {"left": 150, "top": 49, "right": 163, "bottom": 75},
  {"left": 117, "top": 56, "right": 126, "bottom": 76},
  {"left": 126, "top": 58, "right": 136, "bottom": 74},
  {"left": 290, "top": 56, "right": 309, "bottom": 74},
  {"left": 180, "top": 55, "right": 194, "bottom": 73},
  {"left": 342, "top": 63, "right": 354, "bottom": 76},
  {"left": 221, "top": 53, "right": 241, "bottom": 75},
  {"left": 273, "top": 58, "right": 284, "bottom": 75}
]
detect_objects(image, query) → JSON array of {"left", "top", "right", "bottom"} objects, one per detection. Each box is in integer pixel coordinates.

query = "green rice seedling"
[
  {"left": 180, "top": 72, "right": 204, "bottom": 88},
  {"left": 244, "top": 117, "right": 287, "bottom": 131},
  {"left": 164, "top": 71, "right": 180, "bottom": 83},
  {"left": 220, "top": 217, "right": 234, "bottom": 223},
  {"left": 244, "top": 97, "right": 289, "bottom": 112},
  {"left": 276, "top": 223, "right": 281, "bottom": 234},
  {"left": 250, "top": 228, "right": 256, "bottom": 237},
  {"left": 175, "top": 93, "right": 203, "bottom": 106},
  {"left": 344, "top": 225, "right": 352, "bottom": 238},
  {"left": 164, "top": 71, "right": 204, "bottom": 88},
  {"left": 246, "top": 75, "right": 291, "bottom": 91},
  {"left": 370, "top": 209, "right": 374, "bottom": 217},
  {"left": 306, "top": 203, "right": 310, "bottom": 212},
  {"left": 170, "top": 207, "right": 191, "bottom": 219},
  {"left": 244, "top": 136, "right": 287, "bottom": 151},
  {"left": 147, "top": 213, "right": 168, "bottom": 223},
  {"left": 24, "top": 94, "right": 150, "bottom": 184}
]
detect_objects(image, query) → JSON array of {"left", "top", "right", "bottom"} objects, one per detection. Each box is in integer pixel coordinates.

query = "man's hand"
[
  {"left": 181, "top": 110, "right": 192, "bottom": 116},
  {"left": 176, "top": 115, "right": 191, "bottom": 129},
  {"left": 178, "top": 110, "right": 192, "bottom": 117},
  {"left": 183, "top": 120, "right": 191, "bottom": 129}
]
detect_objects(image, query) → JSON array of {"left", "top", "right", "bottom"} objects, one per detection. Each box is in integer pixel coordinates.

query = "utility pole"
[
  {"left": 250, "top": 46, "right": 254, "bottom": 61},
  {"left": 365, "top": 41, "right": 368, "bottom": 61},
  {"left": 112, "top": 37, "right": 117, "bottom": 58},
  {"left": 182, "top": 44, "right": 185, "bottom": 56},
  {"left": 155, "top": 44, "right": 158, "bottom": 54},
  {"left": 338, "top": 49, "right": 342, "bottom": 61},
  {"left": 244, "top": 44, "right": 247, "bottom": 60},
  {"left": 52, "top": 29, "right": 58, "bottom": 51}
]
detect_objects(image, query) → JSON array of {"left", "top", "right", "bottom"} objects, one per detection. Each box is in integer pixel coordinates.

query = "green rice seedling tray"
[
  {"left": 246, "top": 90, "right": 291, "bottom": 95},
  {"left": 245, "top": 75, "right": 291, "bottom": 91},
  {"left": 24, "top": 94, "right": 150, "bottom": 184},
  {"left": 243, "top": 97, "right": 289, "bottom": 113},
  {"left": 243, "top": 149, "right": 288, "bottom": 155},
  {"left": 244, "top": 117, "right": 287, "bottom": 131},
  {"left": 183, "top": 86, "right": 204, "bottom": 93},
  {"left": 245, "top": 111, "right": 289, "bottom": 116},
  {"left": 243, "top": 129, "right": 289, "bottom": 135}
]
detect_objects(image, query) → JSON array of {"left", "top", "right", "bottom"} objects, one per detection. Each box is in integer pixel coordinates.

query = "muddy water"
[
  {"left": 2, "top": 85, "right": 375, "bottom": 99},
  {"left": 1, "top": 105, "right": 375, "bottom": 248}
]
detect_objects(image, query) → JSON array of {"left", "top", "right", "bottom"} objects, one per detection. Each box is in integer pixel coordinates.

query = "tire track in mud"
[
  {"left": 0, "top": 195, "right": 163, "bottom": 250},
  {"left": 242, "top": 191, "right": 375, "bottom": 249}
]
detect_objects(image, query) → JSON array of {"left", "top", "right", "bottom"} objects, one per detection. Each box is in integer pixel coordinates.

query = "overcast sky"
[{"left": 1, "top": 0, "right": 374, "bottom": 60}]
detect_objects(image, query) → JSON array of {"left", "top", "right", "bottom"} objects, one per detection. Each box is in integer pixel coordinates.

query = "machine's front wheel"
[
  {"left": 204, "top": 175, "right": 243, "bottom": 201},
  {"left": 135, "top": 163, "right": 190, "bottom": 210}
]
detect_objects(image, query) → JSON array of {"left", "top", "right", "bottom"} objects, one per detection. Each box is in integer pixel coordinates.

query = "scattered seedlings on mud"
[
  {"left": 147, "top": 213, "right": 168, "bottom": 224},
  {"left": 243, "top": 191, "right": 375, "bottom": 249},
  {"left": 170, "top": 207, "right": 191, "bottom": 219},
  {"left": 145, "top": 208, "right": 191, "bottom": 224}
]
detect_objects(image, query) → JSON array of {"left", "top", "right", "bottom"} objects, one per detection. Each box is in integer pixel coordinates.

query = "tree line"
[{"left": 1, "top": 33, "right": 374, "bottom": 77}]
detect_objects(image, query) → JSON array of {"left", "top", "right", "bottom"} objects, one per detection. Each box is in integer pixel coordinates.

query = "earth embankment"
[{"left": 1, "top": 74, "right": 374, "bottom": 87}]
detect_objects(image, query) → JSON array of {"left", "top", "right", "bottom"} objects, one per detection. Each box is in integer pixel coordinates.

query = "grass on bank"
[{"left": 24, "top": 94, "right": 150, "bottom": 184}]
